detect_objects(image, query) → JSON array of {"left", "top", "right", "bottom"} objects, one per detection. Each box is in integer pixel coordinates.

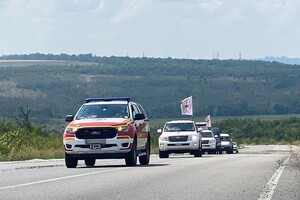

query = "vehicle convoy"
[
  {"left": 220, "top": 133, "right": 234, "bottom": 154},
  {"left": 158, "top": 120, "right": 202, "bottom": 158},
  {"left": 63, "top": 97, "right": 151, "bottom": 168},
  {"left": 211, "top": 127, "right": 222, "bottom": 154},
  {"left": 200, "top": 130, "right": 217, "bottom": 154}
]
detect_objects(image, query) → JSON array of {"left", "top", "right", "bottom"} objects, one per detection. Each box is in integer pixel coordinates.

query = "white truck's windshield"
[
  {"left": 201, "top": 131, "right": 214, "bottom": 138},
  {"left": 164, "top": 123, "right": 195, "bottom": 132},
  {"left": 220, "top": 136, "right": 230, "bottom": 141}
]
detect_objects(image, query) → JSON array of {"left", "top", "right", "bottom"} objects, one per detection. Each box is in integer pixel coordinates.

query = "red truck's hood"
[{"left": 68, "top": 118, "right": 131, "bottom": 127}]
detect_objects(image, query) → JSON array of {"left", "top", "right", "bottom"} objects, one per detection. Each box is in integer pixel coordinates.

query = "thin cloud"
[
  {"left": 111, "top": 0, "right": 150, "bottom": 23},
  {"left": 198, "top": 0, "right": 223, "bottom": 13},
  {"left": 55, "top": 0, "right": 102, "bottom": 12}
]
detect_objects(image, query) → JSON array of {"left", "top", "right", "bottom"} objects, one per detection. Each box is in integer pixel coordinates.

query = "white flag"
[
  {"left": 205, "top": 115, "right": 211, "bottom": 128},
  {"left": 180, "top": 96, "right": 193, "bottom": 115}
]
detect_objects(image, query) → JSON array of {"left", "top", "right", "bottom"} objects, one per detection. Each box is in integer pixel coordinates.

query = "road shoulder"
[{"left": 271, "top": 145, "right": 300, "bottom": 200}]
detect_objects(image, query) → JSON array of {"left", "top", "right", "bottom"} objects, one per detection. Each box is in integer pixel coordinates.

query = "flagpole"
[{"left": 191, "top": 96, "right": 193, "bottom": 121}]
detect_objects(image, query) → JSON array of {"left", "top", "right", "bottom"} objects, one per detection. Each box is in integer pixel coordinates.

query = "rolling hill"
[{"left": 0, "top": 54, "right": 300, "bottom": 121}]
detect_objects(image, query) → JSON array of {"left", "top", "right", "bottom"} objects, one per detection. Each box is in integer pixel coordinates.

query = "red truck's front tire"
[
  {"left": 65, "top": 153, "right": 78, "bottom": 168},
  {"left": 139, "top": 135, "right": 150, "bottom": 165},
  {"left": 125, "top": 138, "right": 137, "bottom": 166}
]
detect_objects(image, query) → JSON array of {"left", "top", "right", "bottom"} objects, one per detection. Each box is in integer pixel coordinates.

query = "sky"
[{"left": 0, "top": 0, "right": 299, "bottom": 60}]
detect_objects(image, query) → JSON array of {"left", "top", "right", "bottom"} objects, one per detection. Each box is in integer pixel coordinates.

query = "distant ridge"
[
  {"left": 0, "top": 59, "right": 97, "bottom": 67},
  {"left": 259, "top": 56, "right": 300, "bottom": 65}
]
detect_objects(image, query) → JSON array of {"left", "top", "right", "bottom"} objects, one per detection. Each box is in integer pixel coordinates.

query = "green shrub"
[{"left": 0, "top": 120, "right": 63, "bottom": 161}]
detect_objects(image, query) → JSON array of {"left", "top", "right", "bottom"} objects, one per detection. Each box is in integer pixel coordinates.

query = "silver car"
[{"left": 232, "top": 142, "right": 239, "bottom": 153}]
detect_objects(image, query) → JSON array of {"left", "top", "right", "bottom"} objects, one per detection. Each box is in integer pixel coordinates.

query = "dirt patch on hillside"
[
  {"left": 79, "top": 74, "right": 117, "bottom": 83},
  {"left": 0, "top": 81, "right": 45, "bottom": 99},
  {"left": 80, "top": 75, "right": 95, "bottom": 83}
]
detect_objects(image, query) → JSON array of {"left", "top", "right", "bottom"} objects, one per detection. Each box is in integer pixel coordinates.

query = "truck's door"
[{"left": 131, "top": 104, "right": 147, "bottom": 150}]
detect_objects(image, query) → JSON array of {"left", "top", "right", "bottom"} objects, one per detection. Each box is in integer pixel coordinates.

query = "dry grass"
[{"left": 292, "top": 140, "right": 300, "bottom": 146}]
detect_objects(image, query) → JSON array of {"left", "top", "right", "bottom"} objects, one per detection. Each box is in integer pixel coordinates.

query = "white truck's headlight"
[
  {"left": 209, "top": 139, "right": 216, "bottom": 144},
  {"left": 189, "top": 134, "right": 199, "bottom": 140},
  {"left": 159, "top": 136, "right": 169, "bottom": 141}
]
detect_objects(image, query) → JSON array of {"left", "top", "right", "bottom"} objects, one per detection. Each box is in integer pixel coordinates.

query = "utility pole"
[{"left": 239, "top": 52, "right": 242, "bottom": 60}]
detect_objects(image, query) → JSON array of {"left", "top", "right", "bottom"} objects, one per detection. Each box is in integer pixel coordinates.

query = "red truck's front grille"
[{"left": 76, "top": 127, "right": 117, "bottom": 139}]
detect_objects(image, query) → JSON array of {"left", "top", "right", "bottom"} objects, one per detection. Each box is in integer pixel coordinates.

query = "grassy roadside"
[{"left": 0, "top": 129, "right": 64, "bottom": 162}]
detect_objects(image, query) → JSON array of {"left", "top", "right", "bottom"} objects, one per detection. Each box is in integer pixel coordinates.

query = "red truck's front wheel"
[
  {"left": 125, "top": 138, "right": 137, "bottom": 166},
  {"left": 65, "top": 153, "right": 78, "bottom": 168}
]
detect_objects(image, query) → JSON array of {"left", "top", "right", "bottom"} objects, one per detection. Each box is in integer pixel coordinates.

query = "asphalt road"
[{"left": 0, "top": 145, "right": 299, "bottom": 200}]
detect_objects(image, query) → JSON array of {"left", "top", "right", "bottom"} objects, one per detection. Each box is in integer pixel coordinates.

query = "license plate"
[
  {"left": 90, "top": 144, "right": 102, "bottom": 149},
  {"left": 86, "top": 139, "right": 105, "bottom": 144}
]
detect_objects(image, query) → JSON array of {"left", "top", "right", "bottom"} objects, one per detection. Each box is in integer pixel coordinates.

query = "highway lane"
[{"left": 0, "top": 145, "right": 299, "bottom": 200}]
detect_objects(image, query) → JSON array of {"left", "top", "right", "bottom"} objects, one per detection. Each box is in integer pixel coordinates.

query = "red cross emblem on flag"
[{"left": 184, "top": 101, "right": 189, "bottom": 109}]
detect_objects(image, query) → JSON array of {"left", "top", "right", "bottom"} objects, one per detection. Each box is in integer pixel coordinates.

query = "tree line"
[{"left": 214, "top": 117, "right": 300, "bottom": 145}]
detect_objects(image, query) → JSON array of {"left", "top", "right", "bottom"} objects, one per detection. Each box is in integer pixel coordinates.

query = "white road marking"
[
  {"left": 0, "top": 167, "right": 127, "bottom": 190},
  {"left": 0, "top": 156, "right": 188, "bottom": 191},
  {"left": 258, "top": 155, "right": 290, "bottom": 200}
]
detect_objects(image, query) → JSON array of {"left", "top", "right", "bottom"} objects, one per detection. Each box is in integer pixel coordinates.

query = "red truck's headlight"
[
  {"left": 65, "top": 127, "right": 77, "bottom": 134},
  {"left": 64, "top": 127, "right": 78, "bottom": 138},
  {"left": 117, "top": 126, "right": 130, "bottom": 132}
]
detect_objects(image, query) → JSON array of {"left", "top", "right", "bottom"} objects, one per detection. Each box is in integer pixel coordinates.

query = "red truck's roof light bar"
[{"left": 85, "top": 97, "right": 131, "bottom": 103}]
